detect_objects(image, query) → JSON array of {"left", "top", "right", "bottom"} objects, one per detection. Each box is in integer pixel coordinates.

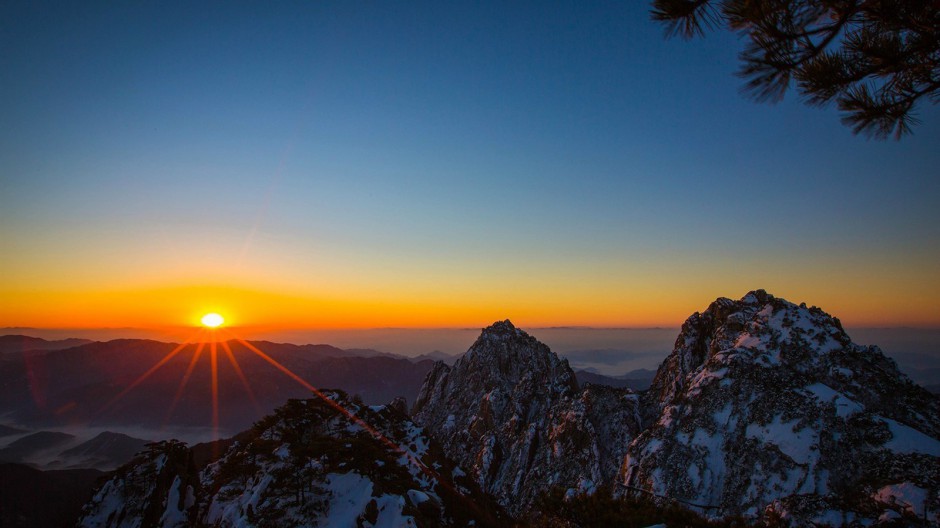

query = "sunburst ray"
[
  {"left": 163, "top": 341, "right": 206, "bottom": 426},
  {"left": 220, "top": 340, "right": 262, "bottom": 416},
  {"left": 210, "top": 339, "right": 219, "bottom": 442},
  {"left": 98, "top": 331, "right": 202, "bottom": 415}
]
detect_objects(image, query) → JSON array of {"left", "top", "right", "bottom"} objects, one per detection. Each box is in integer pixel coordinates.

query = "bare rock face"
[
  {"left": 621, "top": 290, "right": 940, "bottom": 526},
  {"left": 412, "top": 320, "right": 642, "bottom": 514}
]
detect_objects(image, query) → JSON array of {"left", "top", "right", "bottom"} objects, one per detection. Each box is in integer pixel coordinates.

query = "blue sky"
[{"left": 2, "top": 1, "right": 939, "bottom": 328}]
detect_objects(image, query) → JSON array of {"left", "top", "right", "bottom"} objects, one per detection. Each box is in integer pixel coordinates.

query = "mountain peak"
[
  {"left": 740, "top": 288, "right": 773, "bottom": 305},
  {"left": 488, "top": 318, "right": 516, "bottom": 330},
  {"left": 648, "top": 291, "right": 857, "bottom": 413},
  {"left": 461, "top": 320, "right": 574, "bottom": 390},
  {"left": 627, "top": 291, "right": 940, "bottom": 523},
  {"left": 412, "top": 321, "right": 641, "bottom": 513},
  {"left": 477, "top": 319, "right": 520, "bottom": 340}
]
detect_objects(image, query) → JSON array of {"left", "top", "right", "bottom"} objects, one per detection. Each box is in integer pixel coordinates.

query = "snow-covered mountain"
[
  {"left": 78, "top": 391, "right": 507, "bottom": 527},
  {"left": 412, "top": 294, "right": 939, "bottom": 524},
  {"left": 412, "top": 320, "right": 643, "bottom": 514},
  {"left": 622, "top": 290, "right": 940, "bottom": 525}
]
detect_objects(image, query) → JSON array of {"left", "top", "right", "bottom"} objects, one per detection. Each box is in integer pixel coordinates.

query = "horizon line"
[{"left": 6, "top": 324, "right": 940, "bottom": 331}]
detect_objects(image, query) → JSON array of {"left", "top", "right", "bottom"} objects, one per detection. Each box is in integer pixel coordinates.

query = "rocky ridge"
[
  {"left": 621, "top": 290, "right": 940, "bottom": 525},
  {"left": 412, "top": 320, "right": 642, "bottom": 514},
  {"left": 78, "top": 391, "right": 506, "bottom": 527}
]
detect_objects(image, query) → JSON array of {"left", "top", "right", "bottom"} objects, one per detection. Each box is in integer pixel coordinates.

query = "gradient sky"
[{"left": 2, "top": 1, "right": 939, "bottom": 331}]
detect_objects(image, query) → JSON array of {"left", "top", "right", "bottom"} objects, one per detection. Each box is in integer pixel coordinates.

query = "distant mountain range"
[
  {"left": 0, "top": 335, "right": 94, "bottom": 354},
  {"left": 0, "top": 337, "right": 438, "bottom": 434},
  {"left": 0, "top": 334, "right": 654, "bottom": 438},
  {"left": 0, "top": 430, "right": 148, "bottom": 528},
  {"left": 0, "top": 431, "right": 150, "bottom": 471},
  {"left": 574, "top": 368, "right": 656, "bottom": 390}
]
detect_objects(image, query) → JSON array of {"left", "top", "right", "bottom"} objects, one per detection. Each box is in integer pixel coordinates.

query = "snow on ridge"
[
  {"left": 803, "top": 383, "right": 863, "bottom": 419},
  {"left": 880, "top": 417, "right": 940, "bottom": 456},
  {"left": 321, "top": 472, "right": 377, "bottom": 527},
  {"left": 745, "top": 416, "right": 818, "bottom": 466},
  {"left": 159, "top": 476, "right": 188, "bottom": 527}
]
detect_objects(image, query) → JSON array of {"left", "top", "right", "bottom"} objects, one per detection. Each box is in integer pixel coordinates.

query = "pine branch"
[
  {"left": 650, "top": 0, "right": 722, "bottom": 38},
  {"left": 650, "top": 0, "right": 939, "bottom": 138}
]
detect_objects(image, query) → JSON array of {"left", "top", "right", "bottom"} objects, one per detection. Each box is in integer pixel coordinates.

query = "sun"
[{"left": 201, "top": 313, "right": 225, "bottom": 328}]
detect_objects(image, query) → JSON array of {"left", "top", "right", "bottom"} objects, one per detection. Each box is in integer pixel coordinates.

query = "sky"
[{"left": 2, "top": 1, "right": 939, "bottom": 332}]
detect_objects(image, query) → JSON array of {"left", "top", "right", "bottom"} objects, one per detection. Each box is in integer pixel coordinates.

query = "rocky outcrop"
[
  {"left": 621, "top": 290, "right": 940, "bottom": 526},
  {"left": 412, "top": 320, "right": 642, "bottom": 514},
  {"left": 78, "top": 439, "right": 200, "bottom": 527},
  {"left": 78, "top": 391, "right": 507, "bottom": 527}
]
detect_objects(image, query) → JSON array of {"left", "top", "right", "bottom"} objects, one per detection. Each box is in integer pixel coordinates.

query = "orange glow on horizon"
[{"left": 2, "top": 278, "right": 940, "bottom": 333}]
